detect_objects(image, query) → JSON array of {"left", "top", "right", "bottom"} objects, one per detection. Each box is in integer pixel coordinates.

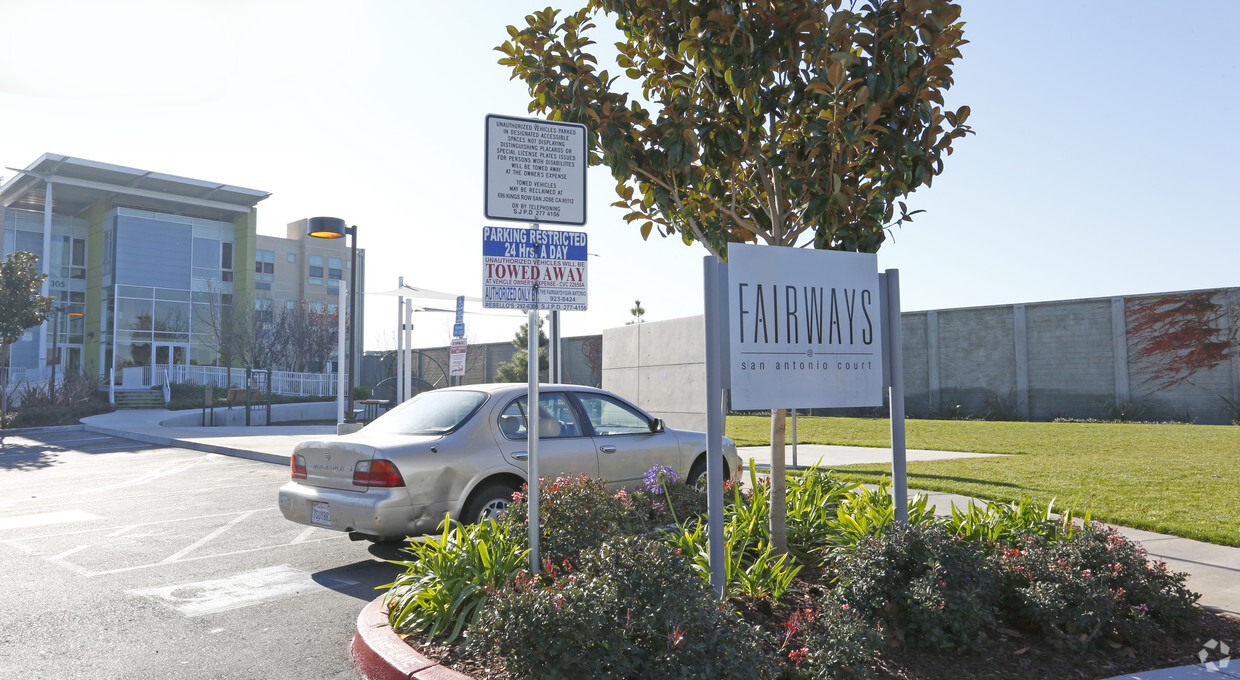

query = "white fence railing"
[
  {"left": 3, "top": 366, "right": 53, "bottom": 388},
  {"left": 140, "top": 365, "right": 343, "bottom": 397}
]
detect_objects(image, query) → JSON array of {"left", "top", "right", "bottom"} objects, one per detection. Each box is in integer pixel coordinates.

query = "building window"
[
  {"left": 308, "top": 254, "right": 324, "bottom": 286},
  {"left": 221, "top": 242, "right": 234, "bottom": 282},
  {"left": 255, "top": 249, "right": 275, "bottom": 282},
  {"left": 328, "top": 256, "right": 343, "bottom": 281},
  {"left": 255, "top": 297, "right": 274, "bottom": 325},
  {"left": 287, "top": 252, "right": 296, "bottom": 263}
]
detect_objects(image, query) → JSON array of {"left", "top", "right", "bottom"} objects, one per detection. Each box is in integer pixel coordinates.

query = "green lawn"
[{"left": 726, "top": 415, "right": 1240, "bottom": 547}]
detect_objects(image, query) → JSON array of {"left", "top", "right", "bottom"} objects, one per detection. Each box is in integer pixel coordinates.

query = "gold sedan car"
[{"left": 277, "top": 383, "right": 740, "bottom": 542}]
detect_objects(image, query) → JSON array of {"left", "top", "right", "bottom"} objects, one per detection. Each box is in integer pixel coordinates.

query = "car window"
[
  {"left": 364, "top": 390, "right": 486, "bottom": 435},
  {"left": 576, "top": 393, "right": 652, "bottom": 436},
  {"left": 499, "top": 393, "right": 582, "bottom": 439}
]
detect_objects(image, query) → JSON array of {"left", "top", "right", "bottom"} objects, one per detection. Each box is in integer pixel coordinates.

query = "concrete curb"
[
  {"left": 352, "top": 595, "right": 473, "bottom": 680},
  {"left": 81, "top": 423, "right": 288, "bottom": 465},
  {"left": 0, "top": 424, "right": 86, "bottom": 437}
]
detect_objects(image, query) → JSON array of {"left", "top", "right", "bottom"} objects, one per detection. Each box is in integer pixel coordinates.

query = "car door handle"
[
  {"left": 599, "top": 445, "right": 617, "bottom": 454},
  {"left": 511, "top": 451, "right": 528, "bottom": 460}
]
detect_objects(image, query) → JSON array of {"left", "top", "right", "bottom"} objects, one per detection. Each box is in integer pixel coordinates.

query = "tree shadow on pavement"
[{"left": 0, "top": 437, "right": 67, "bottom": 471}]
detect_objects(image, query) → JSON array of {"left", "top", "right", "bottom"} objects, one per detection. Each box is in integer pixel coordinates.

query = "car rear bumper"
[{"left": 278, "top": 481, "right": 449, "bottom": 540}]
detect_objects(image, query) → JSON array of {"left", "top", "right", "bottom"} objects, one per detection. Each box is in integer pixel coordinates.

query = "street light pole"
[{"left": 307, "top": 217, "right": 360, "bottom": 423}]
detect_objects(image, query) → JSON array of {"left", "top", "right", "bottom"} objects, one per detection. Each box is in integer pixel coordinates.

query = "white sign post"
[
  {"left": 449, "top": 337, "right": 467, "bottom": 378},
  {"left": 485, "top": 115, "right": 587, "bottom": 226},
  {"left": 485, "top": 113, "right": 589, "bottom": 576}
]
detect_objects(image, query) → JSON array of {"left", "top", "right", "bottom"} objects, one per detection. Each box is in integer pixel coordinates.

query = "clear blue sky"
[{"left": 2, "top": 1, "right": 1237, "bottom": 349}]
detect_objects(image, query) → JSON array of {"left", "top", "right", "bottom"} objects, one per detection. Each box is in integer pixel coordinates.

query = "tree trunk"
[{"left": 769, "top": 408, "right": 787, "bottom": 555}]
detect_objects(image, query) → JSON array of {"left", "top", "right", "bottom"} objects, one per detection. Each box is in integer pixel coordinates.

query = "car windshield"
[{"left": 363, "top": 390, "right": 487, "bottom": 435}]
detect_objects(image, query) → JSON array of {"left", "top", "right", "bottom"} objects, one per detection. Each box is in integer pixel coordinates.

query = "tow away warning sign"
[{"left": 482, "top": 226, "right": 587, "bottom": 311}]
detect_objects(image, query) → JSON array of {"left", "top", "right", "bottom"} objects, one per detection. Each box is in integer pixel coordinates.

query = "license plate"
[{"left": 311, "top": 501, "right": 331, "bottom": 527}]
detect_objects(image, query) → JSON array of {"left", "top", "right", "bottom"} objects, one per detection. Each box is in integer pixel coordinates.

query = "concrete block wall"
[
  {"left": 601, "top": 286, "right": 1240, "bottom": 425},
  {"left": 602, "top": 317, "right": 707, "bottom": 432}
]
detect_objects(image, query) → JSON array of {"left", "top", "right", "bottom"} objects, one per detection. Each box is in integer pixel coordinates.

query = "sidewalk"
[
  {"left": 73, "top": 411, "right": 1240, "bottom": 679},
  {"left": 80, "top": 407, "right": 332, "bottom": 465}
]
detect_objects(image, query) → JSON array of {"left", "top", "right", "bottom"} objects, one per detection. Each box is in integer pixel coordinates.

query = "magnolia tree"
[
  {"left": 500, "top": 0, "right": 971, "bottom": 552},
  {"left": 1, "top": 251, "right": 53, "bottom": 422},
  {"left": 1, "top": 250, "right": 54, "bottom": 372}
]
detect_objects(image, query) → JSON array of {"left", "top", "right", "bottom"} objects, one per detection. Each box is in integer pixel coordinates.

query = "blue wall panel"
[{"left": 115, "top": 217, "right": 191, "bottom": 289}]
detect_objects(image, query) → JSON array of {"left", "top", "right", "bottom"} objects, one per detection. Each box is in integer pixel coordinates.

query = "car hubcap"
[{"left": 479, "top": 498, "right": 509, "bottom": 521}]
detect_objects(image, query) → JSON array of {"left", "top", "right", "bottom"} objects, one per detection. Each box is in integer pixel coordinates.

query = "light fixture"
[{"left": 307, "top": 216, "right": 360, "bottom": 423}]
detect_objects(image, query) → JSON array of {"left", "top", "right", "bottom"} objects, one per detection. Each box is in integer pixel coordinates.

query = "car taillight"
[
  {"left": 353, "top": 459, "right": 405, "bottom": 488},
  {"left": 292, "top": 454, "right": 307, "bottom": 479}
]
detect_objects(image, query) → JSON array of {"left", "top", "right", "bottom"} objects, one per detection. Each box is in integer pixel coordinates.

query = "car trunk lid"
[
  {"left": 295, "top": 439, "right": 379, "bottom": 492},
  {"left": 293, "top": 434, "right": 441, "bottom": 492}
]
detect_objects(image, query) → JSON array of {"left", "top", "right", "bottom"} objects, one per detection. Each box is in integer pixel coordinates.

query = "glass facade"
[{"left": 99, "top": 208, "right": 237, "bottom": 382}]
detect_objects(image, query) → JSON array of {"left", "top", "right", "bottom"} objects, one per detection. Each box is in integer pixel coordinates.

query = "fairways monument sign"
[{"left": 726, "top": 243, "right": 884, "bottom": 410}]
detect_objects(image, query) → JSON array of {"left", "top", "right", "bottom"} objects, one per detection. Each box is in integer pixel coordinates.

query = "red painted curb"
[{"left": 352, "top": 596, "right": 475, "bottom": 680}]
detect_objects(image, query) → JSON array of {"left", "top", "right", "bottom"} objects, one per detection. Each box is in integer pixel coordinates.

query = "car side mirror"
[{"left": 651, "top": 418, "right": 665, "bottom": 433}]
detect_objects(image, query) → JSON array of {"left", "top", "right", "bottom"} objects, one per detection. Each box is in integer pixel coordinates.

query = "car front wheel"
[{"left": 465, "top": 483, "right": 517, "bottom": 524}]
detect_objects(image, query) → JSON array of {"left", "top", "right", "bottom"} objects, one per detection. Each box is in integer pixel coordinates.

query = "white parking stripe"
[
  {"left": 0, "top": 510, "right": 101, "bottom": 531},
  {"left": 128, "top": 565, "right": 337, "bottom": 617},
  {"left": 162, "top": 510, "right": 258, "bottom": 563}
]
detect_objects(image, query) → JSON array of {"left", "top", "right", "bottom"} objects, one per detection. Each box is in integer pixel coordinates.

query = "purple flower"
[{"left": 644, "top": 465, "right": 679, "bottom": 494}]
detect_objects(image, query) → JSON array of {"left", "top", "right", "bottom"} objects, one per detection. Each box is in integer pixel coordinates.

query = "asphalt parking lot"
[{"left": 0, "top": 430, "right": 405, "bottom": 680}]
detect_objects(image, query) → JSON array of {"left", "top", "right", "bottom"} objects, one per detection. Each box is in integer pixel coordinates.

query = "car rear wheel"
[
  {"left": 466, "top": 483, "right": 517, "bottom": 524},
  {"left": 687, "top": 457, "right": 729, "bottom": 493}
]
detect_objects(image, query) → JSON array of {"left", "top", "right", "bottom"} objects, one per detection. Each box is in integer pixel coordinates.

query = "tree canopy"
[
  {"left": 0, "top": 251, "right": 54, "bottom": 347},
  {"left": 499, "top": 0, "right": 972, "bottom": 256}
]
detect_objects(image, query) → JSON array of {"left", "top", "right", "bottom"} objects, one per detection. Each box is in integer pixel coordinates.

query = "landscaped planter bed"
[{"left": 379, "top": 469, "right": 1237, "bottom": 680}]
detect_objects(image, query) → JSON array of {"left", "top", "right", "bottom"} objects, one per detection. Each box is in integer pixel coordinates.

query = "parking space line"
[
  {"left": 128, "top": 564, "right": 322, "bottom": 617},
  {"left": 162, "top": 510, "right": 259, "bottom": 564},
  {"left": 84, "top": 535, "right": 346, "bottom": 577},
  {"left": 290, "top": 527, "right": 318, "bottom": 544},
  {"left": 0, "top": 510, "right": 102, "bottom": 531}
]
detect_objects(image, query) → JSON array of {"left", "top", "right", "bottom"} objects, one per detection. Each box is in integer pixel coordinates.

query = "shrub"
[
  {"left": 10, "top": 401, "right": 113, "bottom": 427},
  {"left": 1100, "top": 399, "right": 1146, "bottom": 422},
  {"left": 665, "top": 520, "right": 801, "bottom": 600},
  {"left": 472, "top": 536, "right": 780, "bottom": 680},
  {"left": 504, "top": 474, "right": 628, "bottom": 571},
  {"left": 793, "top": 603, "right": 883, "bottom": 680},
  {"left": 973, "top": 390, "right": 1025, "bottom": 421},
  {"left": 821, "top": 480, "right": 938, "bottom": 553},
  {"left": 944, "top": 498, "right": 1084, "bottom": 548},
  {"left": 784, "top": 465, "right": 860, "bottom": 560},
  {"left": 997, "top": 524, "right": 1199, "bottom": 648},
  {"left": 828, "top": 523, "right": 1003, "bottom": 651},
  {"left": 383, "top": 517, "right": 527, "bottom": 643}
]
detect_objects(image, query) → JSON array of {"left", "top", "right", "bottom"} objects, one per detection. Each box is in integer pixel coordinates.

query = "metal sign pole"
[
  {"left": 791, "top": 409, "right": 798, "bottom": 468},
  {"left": 337, "top": 282, "right": 347, "bottom": 424},
  {"left": 703, "top": 256, "right": 727, "bottom": 598},
  {"left": 548, "top": 311, "right": 561, "bottom": 384},
  {"left": 396, "top": 277, "right": 405, "bottom": 403},
  {"left": 527, "top": 222, "right": 542, "bottom": 575},
  {"left": 883, "top": 269, "right": 908, "bottom": 524},
  {"left": 404, "top": 301, "right": 413, "bottom": 400}
]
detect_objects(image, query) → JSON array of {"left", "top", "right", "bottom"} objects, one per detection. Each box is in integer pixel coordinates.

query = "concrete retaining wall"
[
  {"left": 159, "top": 400, "right": 337, "bottom": 427},
  {"left": 602, "top": 287, "right": 1240, "bottom": 425}
]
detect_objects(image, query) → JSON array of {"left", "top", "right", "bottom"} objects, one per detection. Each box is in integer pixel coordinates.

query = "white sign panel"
[
  {"left": 485, "top": 114, "right": 587, "bottom": 225},
  {"left": 449, "top": 337, "right": 468, "bottom": 377},
  {"left": 482, "top": 226, "right": 587, "bottom": 311},
  {"left": 727, "top": 244, "right": 883, "bottom": 410}
]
